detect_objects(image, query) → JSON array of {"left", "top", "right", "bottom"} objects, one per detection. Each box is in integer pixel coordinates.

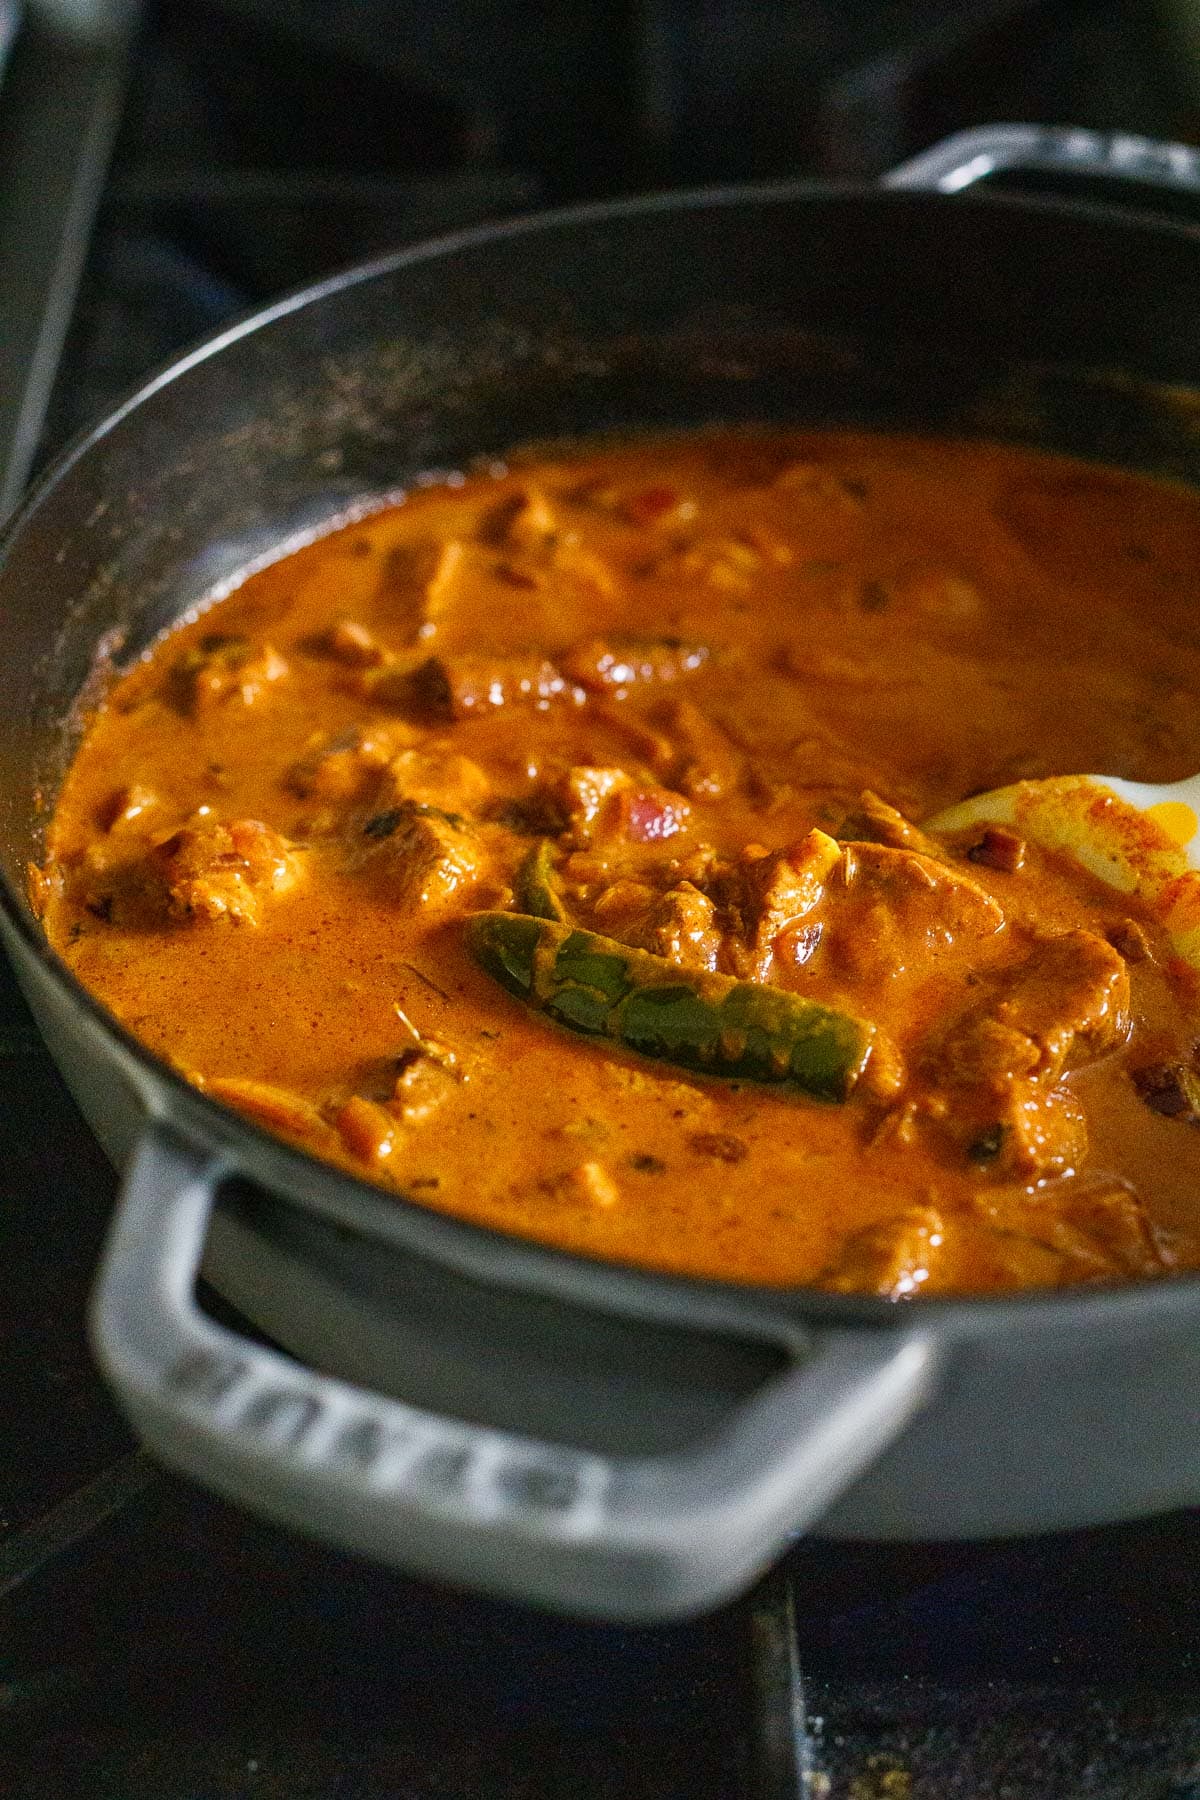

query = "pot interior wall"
[{"left": 3, "top": 186, "right": 1200, "bottom": 901}]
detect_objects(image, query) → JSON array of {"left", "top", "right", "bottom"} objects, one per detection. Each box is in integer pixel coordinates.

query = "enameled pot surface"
[{"left": 4, "top": 160, "right": 1200, "bottom": 1615}]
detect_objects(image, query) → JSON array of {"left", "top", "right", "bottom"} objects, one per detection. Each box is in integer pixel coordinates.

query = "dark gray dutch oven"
[{"left": 2, "top": 125, "right": 1200, "bottom": 1622}]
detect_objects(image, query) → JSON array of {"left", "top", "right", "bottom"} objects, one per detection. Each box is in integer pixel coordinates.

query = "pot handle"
[
  {"left": 885, "top": 122, "right": 1200, "bottom": 202},
  {"left": 90, "top": 1122, "right": 938, "bottom": 1621}
]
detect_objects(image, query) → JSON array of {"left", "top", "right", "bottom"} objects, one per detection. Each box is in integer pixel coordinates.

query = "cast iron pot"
[{"left": 3, "top": 125, "right": 1200, "bottom": 1622}]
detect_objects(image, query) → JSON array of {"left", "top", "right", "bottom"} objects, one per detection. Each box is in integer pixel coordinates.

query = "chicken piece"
[
  {"left": 675, "top": 536, "right": 764, "bottom": 592},
  {"left": 935, "top": 1015, "right": 1042, "bottom": 1090},
  {"left": 866, "top": 561, "right": 980, "bottom": 621},
  {"left": 824, "top": 841, "right": 1004, "bottom": 987},
  {"left": 981, "top": 1179, "right": 1171, "bottom": 1283},
  {"left": 1131, "top": 1060, "right": 1200, "bottom": 1121},
  {"left": 731, "top": 828, "right": 842, "bottom": 981},
  {"left": 61, "top": 788, "right": 178, "bottom": 920},
  {"left": 402, "top": 652, "right": 577, "bottom": 719},
  {"left": 558, "top": 766, "right": 633, "bottom": 841},
  {"left": 639, "top": 881, "right": 722, "bottom": 972},
  {"left": 655, "top": 697, "right": 742, "bottom": 800},
  {"left": 966, "top": 1080, "right": 1089, "bottom": 1181},
  {"left": 994, "top": 930, "right": 1129, "bottom": 1081},
  {"left": 555, "top": 768, "right": 693, "bottom": 852},
  {"left": 819, "top": 1205, "right": 950, "bottom": 1299},
  {"left": 589, "top": 878, "right": 658, "bottom": 939},
  {"left": 59, "top": 787, "right": 191, "bottom": 924},
  {"left": 392, "top": 1060, "right": 456, "bottom": 1125},
  {"left": 562, "top": 1160, "right": 621, "bottom": 1207},
  {"left": 285, "top": 726, "right": 402, "bottom": 802},
  {"left": 171, "top": 634, "right": 288, "bottom": 715},
  {"left": 480, "top": 488, "right": 618, "bottom": 597},
  {"left": 928, "top": 930, "right": 1126, "bottom": 1181},
  {"left": 335, "top": 1095, "right": 397, "bottom": 1164},
  {"left": 772, "top": 461, "right": 866, "bottom": 509},
  {"left": 97, "top": 783, "right": 163, "bottom": 836},
  {"left": 205, "top": 1076, "right": 331, "bottom": 1147},
  {"left": 1052, "top": 1179, "right": 1173, "bottom": 1278},
  {"left": 423, "top": 540, "right": 466, "bottom": 609},
  {"left": 482, "top": 485, "right": 559, "bottom": 549},
  {"left": 551, "top": 536, "right": 617, "bottom": 598},
  {"left": 868, "top": 1099, "right": 921, "bottom": 1152},
  {"left": 317, "top": 618, "right": 387, "bottom": 667},
  {"left": 380, "top": 539, "right": 465, "bottom": 641},
  {"left": 933, "top": 931, "right": 1129, "bottom": 1102},
  {"left": 860, "top": 1034, "right": 907, "bottom": 1103},
  {"left": 1107, "top": 917, "right": 1153, "bottom": 964},
  {"left": 348, "top": 800, "right": 485, "bottom": 913},
  {"left": 391, "top": 1033, "right": 462, "bottom": 1124},
  {"left": 153, "top": 815, "right": 302, "bottom": 925},
  {"left": 379, "top": 746, "right": 491, "bottom": 818},
  {"left": 58, "top": 837, "right": 159, "bottom": 927},
  {"left": 558, "top": 637, "right": 709, "bottom": 693},
  {"left": 849, "top": 790, "right": 943, "bottom": 857}
]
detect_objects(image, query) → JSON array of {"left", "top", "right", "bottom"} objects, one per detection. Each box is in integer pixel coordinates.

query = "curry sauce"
[{"left": 37, "top": 429, "right": 1200, "bottom": 1294}]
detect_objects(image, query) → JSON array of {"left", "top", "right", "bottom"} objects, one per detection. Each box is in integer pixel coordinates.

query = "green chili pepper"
[
  {"left": 514, "top": 840, "right": 570, "bottom": 923},
  {"left": 468, "top": 912, "right": 876, "bottom": 1101}
]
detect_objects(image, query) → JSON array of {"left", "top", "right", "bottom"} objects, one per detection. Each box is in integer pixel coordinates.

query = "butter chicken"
[{"left": 35, "top": 430, "right": 1200, "bottom": 1296}]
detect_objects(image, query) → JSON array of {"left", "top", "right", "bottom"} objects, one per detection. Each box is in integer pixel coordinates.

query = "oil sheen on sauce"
[{"left": 37, "top": 430, "right": 1200, "bottom": 1295}]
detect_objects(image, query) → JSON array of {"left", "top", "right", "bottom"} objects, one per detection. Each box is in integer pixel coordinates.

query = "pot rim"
[{"left": 5, "top": 173, "right": 1200, "bottom": 1341}]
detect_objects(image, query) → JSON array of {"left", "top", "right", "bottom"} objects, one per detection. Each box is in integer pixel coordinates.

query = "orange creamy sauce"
[{"left": 38, "top": 429, "right": 1200, "bottom": 1294}]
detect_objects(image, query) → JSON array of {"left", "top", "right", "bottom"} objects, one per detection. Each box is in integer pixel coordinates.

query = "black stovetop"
[{"left": 4, "top": 1, "right": 1200, "bottom": 1794}]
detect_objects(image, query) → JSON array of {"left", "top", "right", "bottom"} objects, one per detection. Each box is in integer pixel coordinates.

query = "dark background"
[{"left": 39, "top": 0, "right": 1200, "bottom": 453}]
